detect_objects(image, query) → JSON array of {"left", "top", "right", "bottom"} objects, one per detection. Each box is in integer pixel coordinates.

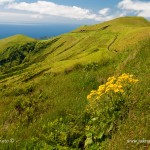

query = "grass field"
[{"left": 0, "top": 16, "right": 150, "bottom": 149}]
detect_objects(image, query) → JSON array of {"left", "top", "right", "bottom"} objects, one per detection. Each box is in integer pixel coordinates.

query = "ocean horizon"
[{"left": 0, "top": 24, "right": 81, "bottom": 39}]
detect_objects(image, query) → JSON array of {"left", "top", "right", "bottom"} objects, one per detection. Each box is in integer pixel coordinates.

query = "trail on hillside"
[{"left": 107, "top": 34, "right": 118, "bottom": 51}]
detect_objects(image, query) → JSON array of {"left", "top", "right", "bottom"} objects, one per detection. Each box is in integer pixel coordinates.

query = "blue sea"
[{"left": 0, "top": 24, "right": 81, "bottom": 39}]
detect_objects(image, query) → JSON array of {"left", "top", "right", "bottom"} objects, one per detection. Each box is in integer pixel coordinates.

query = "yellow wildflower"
[
  {"left": 86, "top": 73, "right": 139, "bottom": 110},
  {"left": 114, "top": 89, "right": 120, "bottom": 93},
  {"left": 119, "top": 89, "right": 124, "bottom": 93},
  {"left": 87, "top": 95, "right": 92, "bottom": 100},
  {"left": 107, "top": 76, "right": 116, "bottom": 82}
]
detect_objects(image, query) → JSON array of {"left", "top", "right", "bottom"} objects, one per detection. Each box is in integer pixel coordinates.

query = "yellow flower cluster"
[{"left": 87, "top": 73, "right": 139, "bottom": 100}]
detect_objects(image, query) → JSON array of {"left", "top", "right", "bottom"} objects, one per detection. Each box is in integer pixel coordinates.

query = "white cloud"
[
  {"left": 98, "top": 8, "right": 109, "bottom": 16},
  {"left": 6, "top": 1, "right": 113, "bottom": 21},
  {"left": 0, "top": 0, "right": 15, "bottom": 5},
  {"left": 7, "top": 1, "right": 95, "bottom": 20},
  {"left": 0, "top": 0, "right": 149, "bottom": 25},
  {"left": 0, "top": 11, "right": 42, "bottom": 24},
  {"left": 31, "top": 14, "right": 43, "bottom": 19},
  {"left": 118, "top": 0, "right": 150, "bottom": 18}
]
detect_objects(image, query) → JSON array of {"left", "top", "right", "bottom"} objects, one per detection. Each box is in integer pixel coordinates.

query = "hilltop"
[{"left": 0, "top": 17, "right": 150, "bottom": 149}]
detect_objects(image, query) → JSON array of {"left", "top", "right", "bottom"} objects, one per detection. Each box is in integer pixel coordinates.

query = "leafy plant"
[{"left": 85, "top": 73, "right": 139, "bottom": 149}]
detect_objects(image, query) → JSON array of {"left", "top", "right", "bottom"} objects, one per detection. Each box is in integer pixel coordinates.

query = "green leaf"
[
  {"left": 84, "top": 137, "right": 93, "bottom": 148},
  {"left": 107, "top": 123, "right": 114, "bottom": 133},
  {"left": 97, "top": 131, "right": 104, "bottom": 139}
]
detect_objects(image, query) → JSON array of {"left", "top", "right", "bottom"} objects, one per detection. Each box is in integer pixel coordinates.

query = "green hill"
[
  {"left": 0, "top": 17, "right": 150, "bottom": 149},
  {"left": 0, "top": 34, "right": 35, "bottom": 52}
]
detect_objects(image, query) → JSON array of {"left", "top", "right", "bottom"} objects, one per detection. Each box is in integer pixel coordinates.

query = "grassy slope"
[
  {"left": 0, "top": 34, "right": 36, "bottom": 53},
  {"left": 0, "top": 17, "right": 150, "bottom": 75},
  {"left": 0, "top": 17, "right": 150, "bottom": 149},
  {"left": 106, "top": 39, "right": 150, "bottom": 150}
]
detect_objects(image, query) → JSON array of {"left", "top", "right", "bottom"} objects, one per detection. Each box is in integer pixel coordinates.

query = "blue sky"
[{"left": 0, "top": 0, "right": 150, "bottom": 25}]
